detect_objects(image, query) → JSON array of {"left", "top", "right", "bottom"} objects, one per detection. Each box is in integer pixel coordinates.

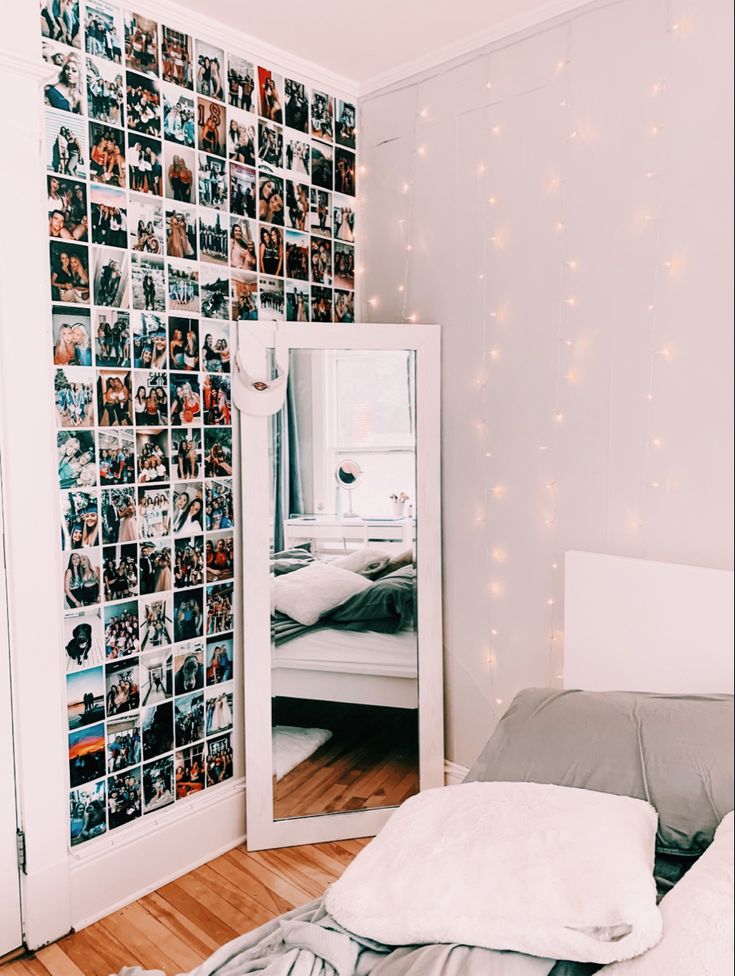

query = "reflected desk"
[{"left": 283, "top": 515, "right": 415, "bottom": 554}]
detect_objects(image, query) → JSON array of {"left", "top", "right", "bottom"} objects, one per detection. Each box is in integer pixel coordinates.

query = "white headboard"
[{"left": 564, "top": 551, "right": 734, "bottom": 694}]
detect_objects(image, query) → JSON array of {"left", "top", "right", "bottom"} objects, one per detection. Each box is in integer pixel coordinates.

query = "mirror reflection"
[{"left": 269, "top": 348, "right": 418, "bottom": 820}]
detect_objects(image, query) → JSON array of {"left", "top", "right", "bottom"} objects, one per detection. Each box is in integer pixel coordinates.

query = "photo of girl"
[
  {"left": 162, "top": 83, "right": 195, "bottom": 147},
  {"left": 58, "top": 430, "right": 97, "bottom": 489},
  {"left": 63, "top": 550, "right": 102, "bottom": 609},
  {"left": 89, "top": 122, "right": 126, "bottom": 187},
  {"left": 310, "top": 237, "right": 332, "bottom": 286},
  {"left": 53, "top": 307, "right": 93, "bottom": 366},
  {"left": 198, "top": 153, "right": 228, "bottom": 209},
  {"left": 229, "top": 162, "right": 256, "bottom": 218},
  {"left": 202, "top": 375, "right": 231, "bottom": 426},
  {"left": 136, "top": 429, "right": 169, "bottom": 483},
  {"left": 106, "top": 658, "right": 140, "bottom": 716},
  {"left": 197, "top": 98, "right": 226, "bottom": 157},
  {"left": 170, "top": 428, "right": 202, "bottom": 481},
  {"left": 311, "top": 285, "right": 333, "bottom": 322},
  {"left": 172, "top": 483, "right": 204, "bottom": 535},
  {"left": 206, "top": 582, "right": 233, "bottom": 635},
  {"left": 133, "top": 370, "right": 168, "bottom": 426},
  {"left": 127, "top": 134, "right": 162, "bottom": 195},
  {"left": 229, "top": 218, "right": 256, "bottom": 270},
  {"left": 167, "top": 261, "right": 199, "bottom": 313},
  {"left": 140, "top": 649, "right": 172, "bottom": 706},
  {"left": 132, "top": 312, "right": 167, "bottom": 368},
  {"left": 175, "top": 691, "right": 204, "bottom": 747},
  {"left": 336, "top": 100, "right": 357, "bottom": 149},
  {"left": 43, "top": 45, "right": 83, "bottom": 113},
  {"left": 170, "top": 375, "right": 201, "bottom": 427},
  {"left": 285, "top": 230, "right": 309, "bottom": 280},
  {"left": 90, "top": 185, "right": 127, "bottom": 247},
  {"left": 102, "top": 543, "right": 138, "bottom": 600},
  {"left": 139, "top": 540, "right": 173, "bottom": 595},
  {"left": 334, "top": 290, "right": 355, "bottom": 323},
  {"left": 129, "top": 195, "right": 163, "bottom": 252},
  {"left": 165, "top": 205, "right": 198, "bottom": 260},
  {"left": 61, "top": 489, "right": 100, "bottom": 550},
  {"left": 84, "top": 2, "right": 122, "bottom": 62},
  {"left": 311, "top": 141, "right": 334, "bottom": 191},
  {"left": 174, "top": 536, "right": 205, "bottom": 589},
  {"left": 50, "top": 241, "right": 90, "bottom": 303},
  {"left": 46, "top": 111, "right": 87, "bottom": 178},
  {"left": 196, "top": 41, "right": 225, "bottom": 100},
  {"left": 86, "top": 56, "right": 124, "bottom": 125},
  {"left": 54, "top": 366, "right": 95, "bottom": 427},
  {"left": 333, "top": 241, "right": 355, "bottom": 290},
  {"left": 228, "top": 110, "right": 256, "bottom": 165},
  {"left": 95, "top": 309, "right": 131, "bottom": 368},
  {"left": 258, "top": 67, "right": 283, "bottom": 123},
  {"left": 47, "top": 175, "right": 88, "bottom": 241},
  {"left": 201, "top": 323, "right": 231, "bottom": 374},
  {"left": 124, "top": 11, "right": 158, "bottom": 76},
  {"left": 96, "top": 369, "right": 132, "bottom": 426},
  {"left": 137, "top": 485, "right": 170, "bottom": 538},
  {"left": 67, "top": 667, "right": 105, "bottom": 730},
  {"left": 311, "top": 90, "right": 333, "bottom": 140},
  {"left": 335, "top": 147, "right": 356, "bottom": 196},
  {"left": 206, "top": 733, "right": 233, "bottom": 786},
  {"left": 227, "top": 55, "right": 254, "bottom": 111},
  {"left": 140, "top": 595, "right": 174, "bottom": 651},
  {"left": 107, "top": 715, "right": 141, "bottom": 773},
  {"left": 93, "top": 247, "right": 129, "bottom": 306},
  {"left": 165, "top": 146, "right": 195, "bottom": 202},
  {"left": 206, "top": 533, "right": 234, "bottom": 582},
  {"left": 204, "top": 429, "right": 233, "bottom": 478},
  {"left": 41, "top": 0, "right": 81, "bottom": 48},
  {"left": 64, "top": 608, "right": 104, "bottom": 672},
  {"left": 98, "top": 429, "right": 135, "bottom": 485},
  {"left": 285, "top": 135, "right": 310, "bottom": 176},
  {"left": 258, "top": 120, "right": 283, "bottom": 169},
  {"left": 205, "top": 687, "right": 233, "bottom": 734},
  {"left": 176, "top": 743, "right": 205, "bottom": 798},
  {"left": 286, "top": 282, "right": 310, "bottom": 322},
  {"left": 143, "top": 755, "right": 174, "bottom": 810},
  {"left": 162, "top": 26, "right": 193, "bottom": 89},
  {"left": 101, "top": 485, "right": 137, "bottom": 543},
  {"left": 333, "top": 196, "right": 355, "bottom": 242},
  {"left": 126, "top": 70, "right": 161, "bottom": 136},
  {"left": 131, "top": 254, "right": 166, "bottom": 311},
  {"left": 104, "top": 601, "right": 140, "bottom": 659},
  {"left": 309, "top": 188, "right": 331, "bottom": 238},
  {"left": 205, "top": 634, "right": 233, "bottom": 685},
  {"left": 200, "top": 266, "right": 230, "bottom": 320},
  {"left": 174, "top": 589, "right": 204, "bottom": 642},
  {"left": 107, "top": 767, "right": 141, "bottom": 829},
  {"left": 284, "top": 79, "right": 309, "bottom": 133},
  {"left": 258, "top": 175, "right": 284, "bottom": 225},
  {"left": 285, "top": 181, "right": 309, "bottom": 231}
]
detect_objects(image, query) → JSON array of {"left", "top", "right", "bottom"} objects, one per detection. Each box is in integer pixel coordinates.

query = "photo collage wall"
[{"left": 40, "top": 0, "right": 357, "bottom": 847}]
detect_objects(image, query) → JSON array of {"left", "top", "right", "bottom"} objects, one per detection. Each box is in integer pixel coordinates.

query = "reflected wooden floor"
[
  {"left": 1, "top": 838, "right": 370, "bottom": 976},
  {"left": 273, "top": 700, "right": 420, "bottom": 819}
]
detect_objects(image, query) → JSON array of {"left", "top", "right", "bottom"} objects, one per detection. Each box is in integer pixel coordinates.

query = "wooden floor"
[{"left": 1, "top": 837, "right": 370, "bottom": 976}]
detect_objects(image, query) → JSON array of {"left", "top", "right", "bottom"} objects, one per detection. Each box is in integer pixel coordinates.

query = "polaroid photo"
[
  {"left": 58, "top": 430, "right": 97, "bottom": 490},
  {"left": 46, "top": 109, "right": 87, "bottom": 179},
  {"left": 139, "top": 593, "right": 174, "bottom": 652},
  {"left": 256, "top": 224, "right": 283, "bottom": 275},
  {"left": 334, "top": 289, "right": 355, "bottom": 324},
  {"left": 335, "top": 147, "right": 357, "bottom": 197},
  {"left": 175, "top": 743, "right": 205, "bottom": 798},
  {"left": 66, "top": 663, "right": 104, "bottom": 729},
  {"left": 132, "top": 368, "right": 168, "bottom": 426},
  {"left": 107, "top": 714, "right": 141, "bottom": 773},
  {"left": 124, "top": 11, "right": 159, "bottom": 76},
  {"left": 228, "top": 161, "right": 256, "bottom": 218},
  {"left": 333, "top": 241, "right": 355, "bottom": 291},
  {"left": 96, "top": 368, "right": 132, "bottom": 426},
  {"left": 257, "top": 66, "right": 283, "bottom": 123},
  {"left": 174, "top": 535, "right": 204, "bottom": 589},
  {"left": 202, "top": 374, "right": 231, "bottom": 426},
  {"left": 206, "top": 685, "right": 233, "bottom": 735},
  {"left": 169, "top": 374, "right": 201, "bottom": 427},
  {"left": 100, "top": 484, "right": 137, "bottom": 544},
  {"left": 311, "top": 90, "right": 334, "bottom": 141},
  {"left": 168, "top": 316, "right": 199, "bottom": 370},
  {"left": 98, "top": 428, "right": 135, "bottom": 485},
  {"left": 102, "top": 542, "right": 138, "bottom": 601},
  {"left": 258, "top": 119, "right": 283, "bottom": 170},
  {"left": 175, "top": 691, "right": 205, "bottom": 748},
  {"left": 227, "top": 55, "right": 254, "bottom": 111},
  {"left": 333, "top": 194, "right": 355, "bottom": 242},
  {"left": 200, "top": 264, "right": 230, "bottom": 320},
  {"left": 143, "top": 754, "right": 175, "bottom": 812},
  {"left": 53, "top": 306, "right": 92, "bottom": 367},
  {"left": 311, "top": 141, "right": 334, "bottom": 191},
  {"left": 86, "top": 55, "right": 125, "bottom": 125},
  {"left": 206, "top": 732, "right": 233, "bottom": 786},
  {"left": 310, "top": 237, "right": 332, "bottom": 286},
  {"left": 161, "top": 81, "right": 195, "bottom": 147},
  {"left": 60, "top": 487, "right": 99, "bottom": 550},
  {"left": 285, "top": 134, "right": 310, "bottom": 177},
  {"left": 258, "top": 174, "right": 284, "bottom": 225},
  {"left": 104, "top": 599, "right": 140, "bottom": 660},
  {"left": 173, "top": 587, "right": 204, "bottom": 643},
  {"left": 47, "top": 174, "right": 88, "bottom": 242},
  {"left": 162, "top": 26, "right": 193, "bottom": 89},
  {"left": 41, "top": 0, "right": 81, "bottom": 49},
  {"left": 69, "top": 723, "right": 106, "bottom": 788},
  {"left": 206, "top": 532, "right": 234, "bottom": 583},
  {"left": 63, "top": 547, "right": 102, "bottom": 610},
  {"left": 140, "top": 648, "right": 173, "bottom": 706},
  {"left": 54, "top": 365, "right": 95, "bottom": 428},
  {"left": 258, "top": 276, "right": 285, "bottom": 320},
  {"left": 165, "top": 203, "right": 198, "bottom": 261},
  {"left": 285, "top": 230, "right": 309, "bottom": 281},
  {"left": 138, "top": 539, "right": 172, "bottom": 596},
  {"left": 167, "top": 260, "right": 200, "bottom": 313},
  {"left": 170, "top": 426, "right": 202, "bottom": 481},
  {"left": 174, "top": 640, "right": 204, "bottom": 694},
  {"left": 107, "top": 766, "right": 142, "bottom": 829},
  {"left": 90, "top": 184, "right": 127, "bottom": 248},
  {"left": 311, "top": 285, "right": 333, "bottom": 322},
  {"left": 105, "top": 656, "right": 140, "bottom": 715},
  {"left": 284, "top": 79, "right": 309, "bottom": 133},
  {"left": 64, "top": 608, "right": 104, "bottom": 672},
  {"left": 195, "top": 41, "right": 225, "bottom": 101},
  {"left": 286, "top": 280, "right": 310, "bottom": 322},
  {"left": 136, "top": 428, "right": 170, "bottom": 483},
  {"left": 43, "top": 42, "right": 84, "bottom": 114},
  {"left": 309, "top": 188, "right": 332, "bottom": 238},
  {"left": 229, "top": 216, "right": 256, "bottom": 271},
  {"left": 197, "top": 98, "right": 226, "bottom": 157},
  {"left": 203, "top": 428, "right": 233, "bottom": 478},
  {"left": 206, "top": 581, "right": 234, "bottom": 636},
  {"left": 93, "top": 247, "right": 129, "bottom": 308},
  {"left": 128, "top": 194, "right": 164, "bottom": 253},
  {"left": 126, "top": 70, "right": 160, "bottom": 136},
  {"left": 164, "top": 143, "right": 196, "bottom": 203},
  {"left": 285, "top": 180, "right": 309, "bottom": 232},
  {"left": 89, "top": 121, "right": 126, "bottom": 187},
  {"left": 142, "top": 703, "right": 174, "bottom": 763},
  {"left": 197, "top": 152, "right": 227, "bottom": 209},
  {"left": 137, "top": 484, "right": 171, "bottom": 539},
  {"left": 336, "top": 99, "right": 357, "bottom": 149},
  {"left": 199, "top": 207, "right": 228, "bottom": 265},
  {"left": 201, "top": 322, "right": 231, "bottom": 374},
  {"left": 70, "top": 781, "right": 106, "bottom": 846},
  {"left": 127, "top": 133, "right": 163, "bottom": 194},
  {"left": 228, "top": 107, "right": 256, "bottom": 165},
  {"left": 84, "top": 2, "right": 122, "bottom": 62},
  {"left": 131, "top": 253, "right": 166, "bottom": 311},
  {"left": 205, "top": 479, "right": 233, "bottom": 531},
  {"left": 205, "top": 634, "right": 233, "bottom": 686},
  {"left": 172, "top": 482, "right": 203, "bottom": 535},
  {"left": 131, "top": 311, "right": 167, "bottom": 368},
  {"left": 50, "top": 240, "right": 90, "bottom": 304}
]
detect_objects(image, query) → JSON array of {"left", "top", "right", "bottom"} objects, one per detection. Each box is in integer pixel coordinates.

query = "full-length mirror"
[{"left": 238, "top": 323, "right": 442, "bottom": 850}]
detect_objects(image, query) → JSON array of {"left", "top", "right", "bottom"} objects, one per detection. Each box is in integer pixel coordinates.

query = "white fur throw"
[
  {"left": 600, "top": 811, "right": 734, "bottom": 975},
  {"left": 325, "top": 782, "right": 662, "bottom": 964},
  {"left": 271, "top": 560, "right": 372, "bottom": 626}
]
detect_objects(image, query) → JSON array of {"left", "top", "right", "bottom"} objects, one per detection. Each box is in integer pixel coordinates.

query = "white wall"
[{"left": 360, "top": 0, "right": 734, "bottom": 766}]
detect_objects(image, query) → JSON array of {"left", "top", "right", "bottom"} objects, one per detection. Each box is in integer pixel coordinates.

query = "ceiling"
[{"left": 173, "top": 0, "right": 590, "bottom": 92}]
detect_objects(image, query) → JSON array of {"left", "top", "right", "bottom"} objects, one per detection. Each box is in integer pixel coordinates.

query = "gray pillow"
[{"left": 465, "top": 688, "right": 733, "bottom": 859}]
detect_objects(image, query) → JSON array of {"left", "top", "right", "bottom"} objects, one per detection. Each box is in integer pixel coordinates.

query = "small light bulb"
[
  {"left": 650, "top": 124, "right": 662, "bottom": 136},
  {"left": 547, "top": 597, "right": 555, "bottom": 606},
  {"left": 478, "top": 273, "right": 485, "bottom": 280},
  {"left": 488, "top": 195, "right": 497, "bottom": 205},
  {"left": 551, "top": 562, "right": 559, "bottom": 570},
  {"left": 478, "top": 162, "right": 486, "bottom": 174},
  {"left": 651, "top": 437, "right": 663, "bottom": 448},
  {"left": 646, "top": 392, "right": 654, "bottom": 401},
  {"left": 495, "top": 698, "right": 504, "bottom": 705},
  {"left": 419, "top": 107, "right": 428, "bottom": 118},
  {"left": 405, "top": 243, "right": 413, "bottom": 252},
  {"left": 417, "top": 145, "right": 427, "bottom": 156},
  {"left": 554, "top": 220, "right": 565, "bottom": 232},
  {"left": 491, "top": 124, "right": 501, "bottom": 135},
  {"left": 559, "top": 99, "right": 568, "bottom": 108},
  {"left": 485, "top": 80, "right": 492, "bottom": 89},
  {"left": 401, "top": 181, "right": 411, "bottom": 193},
  {"left": 397, "top": 285, "right": 404, "bottom": 293},
  {"left": 554, "top": 410, "right": 564, "bottom": 422},
  {"left": 564, "top": 296, "right": 577, "bottom": 306},
  {"left": 407, "top": 313, "right": 418, "bottom": 323},
  {"left": 566, "top": 259, "right": 578, "bottom": 270},
  {"left": 491, "top": 628, "right": 499, "bottom": 636},
  {"left": 492, "top": 548, "right": 506, "bottom": 562},
  {"left": 489, "top": 348, "right": 500, "bottom": 360}
]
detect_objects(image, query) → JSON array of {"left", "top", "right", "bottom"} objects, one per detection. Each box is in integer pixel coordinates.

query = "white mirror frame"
[{"left": 237, "top": 322, "right": 444, "bottom": 850}]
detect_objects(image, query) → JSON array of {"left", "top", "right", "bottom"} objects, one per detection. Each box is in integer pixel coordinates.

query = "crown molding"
[
  {"left": 0, "top": 50, "right": 56, "bottom": 83},
  {"left": 136, "top": 0, "right": 359, "bottom": 98},
  {"left": 357, "top": 0, "right": 599, "bottom": 97}
]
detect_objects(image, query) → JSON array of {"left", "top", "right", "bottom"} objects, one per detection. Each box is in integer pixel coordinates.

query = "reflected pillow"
[
  {"left": 332, "top": 547, "right": 392, "bottom": 578},
  {"left": 271, "top": 560, "right": 372, "bottom": 626},
  {"left": 271, "top": 545, "right": 314, "bottom": 576},
  {"left": 328, "top": 566, "right": 415, "bottom": 631}
]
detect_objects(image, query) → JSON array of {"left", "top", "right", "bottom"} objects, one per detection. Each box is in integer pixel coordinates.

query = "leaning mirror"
[{"left": 238, "top": 323, "right": 443, "bottom": 849}]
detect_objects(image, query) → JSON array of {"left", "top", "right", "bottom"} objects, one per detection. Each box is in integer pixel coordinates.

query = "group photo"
[
  {"left": 129, "top": 195, "right": 163, "bottom": 252},
  {"left": 162, "top": 83, "right": 195, "bottom": 146},
  {"left": 172, "top": 483, "right": 205, "bottom": 535},
  {"left": 58, "top": 430, "right": 97, "bottom": 489},
  {"left": 124, "top": 11, "right": 158, "bottom": 76},
  {"left": 126, "top": 71, "right": 161, "bottom": 136},
  {"left": 127, "top": 133, "right": 162, "bottom": 194},
  {"left": 49, "top": 240, "right": 90, "bottom": 304},
  {"left": 137, "top": 483, "right": 171, "bottom": 538},
  {"left": 205, "top": 479, "right": 234, "bottom": 532},
  {"left": 86, "top": 56, "right": 125, "bottom": 125},
  {"left": 84, "top": 2, "right": 122, "bottom": 63},
  {"left": 171, "top": 427, "right": 203, "bottom": 480},
  {"left": 90, "top": 184, "right": 128, "bottom": 247},
  {"left": 47, "top": 110, "right": 87, "bottom": 179},
  {"left": 93, "top": 247, "right": 129, "bottom": 307},
  {"left": 102, "top": 542, "right": 138, "bottom": 601},
  {"left": 131, "top": 253, "right": 166, "bottom": 310},
  {"left": 200, "top": 267, "right": 230, "bottom": 319},
  {"left": 143, "top": 755, "right": 175, "bottom": 812},
  {"left": 101, "top": 485, "right": 136, "bottom": 544},
  {"left": 204, "top": 429, "right": 233, "bottom": 478},
  {"left": 53, "top": 307, "right": 93, "bottom": 366},
  {"left": 63, "top": 550, "right": 101, "bottom": 609},
  {"left": 41, "top": 0, "right": 82, "bottom": 49},
  {"left": 48, "top": 174, "right": 88, "bottom": 241},
  {"left": 98, "top": 429, "right": 135, "bottom": 485},
  {"left": 104, "top": 599, "right": 140, "bottom": 659},
  {"left": 201, "top": 324, "right": 231, "bottom": 374},
  {"left": 105, "top": 657, "right": 140, "bottom": 715},
  {"left": 95, "top": 309, "right": 131, "bottom": 367},
  {"left": 196, "top": 41, "right": 225, "bottom": 100},
  {"left": 227, "top": 56, "right": 254, "bottom": 111},
  {"left": 89, "top": 122, "right": 126, "bottom": 187},
  {"left": 162, "top": 26, "right": 193, "bottom": 89},
  {"left": 54, "top": 366, "right": 94, "bottom": 428}
]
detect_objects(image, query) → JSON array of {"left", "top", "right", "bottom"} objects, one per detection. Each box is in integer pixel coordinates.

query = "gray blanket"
[{"left": 117, "top": 895, "right": 592, "bottom": 976}]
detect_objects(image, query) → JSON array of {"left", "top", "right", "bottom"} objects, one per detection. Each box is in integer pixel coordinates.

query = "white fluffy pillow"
[
  {"left": 332, "top": 547, "right": 391, "bottom": 576},
  {"left": 600, "top": 811, "right": 733, "bottom": 975},
  {"left": 271, "top": 560, "right": 372, "bottom": 626},
  {"left": 325, "top": 782, "right": 662, "bottom": 964}
]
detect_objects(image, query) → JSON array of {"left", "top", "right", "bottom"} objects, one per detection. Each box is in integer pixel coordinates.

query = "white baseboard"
[{"left": 444, "top": 760, "right": 469, "bottom": 786}]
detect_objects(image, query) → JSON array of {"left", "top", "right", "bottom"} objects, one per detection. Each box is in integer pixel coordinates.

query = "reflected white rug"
[{"left": 273, "top": 725, "right": 333, "bottom": 781}]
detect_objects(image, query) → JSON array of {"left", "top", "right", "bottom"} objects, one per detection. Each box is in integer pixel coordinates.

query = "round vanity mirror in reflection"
[{"left": 335, "top": 459, "right": 362, "bottom": 517}]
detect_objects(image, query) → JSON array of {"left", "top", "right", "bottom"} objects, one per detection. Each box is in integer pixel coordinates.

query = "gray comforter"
[{"left": 118, "top": 896, "right": 597, "bottom": 976}]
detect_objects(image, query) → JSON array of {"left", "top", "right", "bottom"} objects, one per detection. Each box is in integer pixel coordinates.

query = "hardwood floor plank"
[
  {"left": 155, "top": 880, "right": 240, "bottom": 947},
  {"left": 115, "top": 902, "right": 204, "bottom": 972},
  {"left": 33, "top": 944, "right": 86, "bottom": 976},
  {"left": 138, "top": 892, "right": 220, "bottom": 958},
  {"left": 207, "top": 851, "right": 294, "bottom": 917},
  {"left": 225, "top": 848, "right": 313, "bottom": 908}
]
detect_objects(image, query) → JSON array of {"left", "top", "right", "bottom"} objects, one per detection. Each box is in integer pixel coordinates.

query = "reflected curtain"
[{"left": 272, "top": 376, "right": 304, "bottom": 553}]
